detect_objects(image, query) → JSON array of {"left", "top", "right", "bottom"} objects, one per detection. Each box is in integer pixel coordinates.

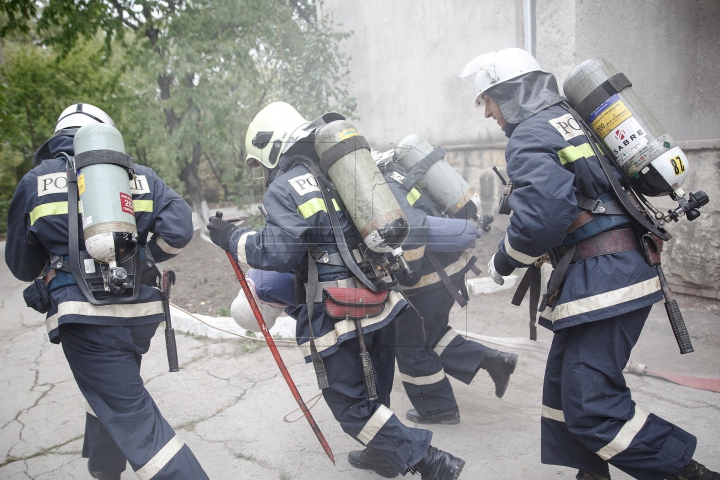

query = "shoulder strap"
[
  {"left": 560, "top": 103, "right": 670, "bottom": 241},
  {"left": 66, "top": 163, "right": 141, "bottom": 305},
  {"left": 289, "top": 155, "right": 392, "bottom": 292}
]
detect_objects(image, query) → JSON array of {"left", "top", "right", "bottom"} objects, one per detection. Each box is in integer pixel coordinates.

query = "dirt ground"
[{"left": 162, "top": 230, "right": 241, "bottom": 316}]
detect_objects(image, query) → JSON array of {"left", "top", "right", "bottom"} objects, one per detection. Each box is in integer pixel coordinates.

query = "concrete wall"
[{"left": 323, "top": 0, "right": 720, "bottom": 296}]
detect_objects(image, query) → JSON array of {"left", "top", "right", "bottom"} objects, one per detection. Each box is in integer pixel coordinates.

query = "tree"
[
  {"left": 0, "top": 33, "right": 135, "bottom": 230},
  {"left": 35, "top": 0, "right": 355, "bottom": 221}
]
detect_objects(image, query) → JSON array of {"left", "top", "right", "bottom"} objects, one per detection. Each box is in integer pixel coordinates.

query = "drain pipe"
[{"left": 522, "top": 0, "right": 536, "bottom": 56}]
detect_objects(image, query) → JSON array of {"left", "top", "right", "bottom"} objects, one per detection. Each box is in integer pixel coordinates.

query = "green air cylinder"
[
  {"left": 394, "top": 134, "right": 480, "bottom": 219},
  {"left": 563, "top": 58, "right": 689, "bottom": 197},
  {"left": 74, "top": 124, "right": 138, "bottom": 265},
  {"left": 314, "top": 120, "right": 409, "bottom": 253}
]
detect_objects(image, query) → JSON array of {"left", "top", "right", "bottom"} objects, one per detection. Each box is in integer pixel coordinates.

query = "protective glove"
[
  {"left": 207, "top": 216, "right": 239, "bottom": 252},
  {"left": 488, "top": 254, "right": 505, "bottom": 285}
]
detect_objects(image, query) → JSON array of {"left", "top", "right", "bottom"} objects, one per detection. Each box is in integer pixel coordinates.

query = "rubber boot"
[
  {"left": 576, "top": 471, "right": 611, "bottom": 480},
  {"left": 406, "top": 407, "right": 460, "bottom": 425},
  {"left": 348, "top": 447, "right": 399, "bottom": 478},
  {"left": 479, "top": 349, "right": 518, "bottom": 398},
  {"left": 409, "top": 446, "right": 464, "bottom": 480},
  {"left": 89, "top": 470, "right": 122, "bottom": 480},
  {"left": 666, "top": 460, "right": 720, "bottom": 480}
]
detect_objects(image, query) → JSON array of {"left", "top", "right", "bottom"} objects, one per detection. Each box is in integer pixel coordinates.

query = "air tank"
[
  {"left": 394, "top": 134, "right": 480, "bottom": 219},
  {"left": 563, "top": 58, "right": 688, "bottom": 198},
  {"left": 74, "top": 124, "right": 138, "bottom": 267},
  {"left": 314, "top": 120, "right": 409, "bottom": 253}
]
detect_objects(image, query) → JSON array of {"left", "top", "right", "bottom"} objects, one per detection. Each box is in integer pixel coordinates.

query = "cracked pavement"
[{"left": 1, "top": 240, "right": 718, "bottom": 479}]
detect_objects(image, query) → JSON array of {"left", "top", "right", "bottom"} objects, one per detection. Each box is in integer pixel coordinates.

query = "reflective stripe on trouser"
[
  {"left": 321, "top": 321, "right": 432, "bottom": 474},
  {"left": 540, "top": 307, "right": 696, "bottom": 480},
  {"left": 59, "top": 323, "right": 209, "bottom": 480},
  {"left": 396, "top": 281, "right": 488, "bottom": 415}
]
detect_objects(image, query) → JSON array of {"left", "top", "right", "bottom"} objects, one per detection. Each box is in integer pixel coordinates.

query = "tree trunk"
[{"left": 179, "top": 142, "right": 209, "bottom": 224}]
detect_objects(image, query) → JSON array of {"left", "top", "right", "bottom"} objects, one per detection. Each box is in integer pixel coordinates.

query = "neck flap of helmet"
[{"left": 485, "top": 71, "right": 564, "bottom": 126}]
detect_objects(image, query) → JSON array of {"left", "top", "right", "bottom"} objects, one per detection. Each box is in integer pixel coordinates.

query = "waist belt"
[
  {"left": 304, "top": 277, "right": 358, "bottom": 303},
  {"left": 512, "top": 227, "right": 641, "bottom": 339}
]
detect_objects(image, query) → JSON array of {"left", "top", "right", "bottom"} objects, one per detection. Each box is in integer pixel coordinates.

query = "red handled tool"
[{"left": 216, "top": 212, "right": 335, "bottom": 465}]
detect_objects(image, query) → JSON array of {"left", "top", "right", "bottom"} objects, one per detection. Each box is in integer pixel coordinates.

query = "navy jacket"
[
  {"left": 5, "top": 135, "right": 193, "bottom": 342},
  {"left": 495, "top": 105, "right": 662, "bottom": 331},
  {"left": 229, "top": 153, "right": 407, "bottom": 361}
]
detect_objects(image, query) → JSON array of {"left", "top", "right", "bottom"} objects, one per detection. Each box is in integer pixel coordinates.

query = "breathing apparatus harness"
[
  {"left": 510, "top": 101, "right": 694, "bottom": 353},
  {"left": 381, "top": 150, "right": 492, "bottom": 308},
  {"left": 274, "top": 147, "right": 407, "bottom": 395}
]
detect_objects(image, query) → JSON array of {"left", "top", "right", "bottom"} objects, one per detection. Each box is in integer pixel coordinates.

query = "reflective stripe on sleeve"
[
  {"left": 557, "top": 143, "right": 595, "bottom": 165},
  {"left": 155, "top": 235, "right": 183, "bottom": 255},
  {"left": 403, "top": 245, "right": 425, "bottom": 262},
  {"left": 540, "top": 277, "right": 661, "bottom": 322},
  {"left": 401, "top": 254, "right": 469, "bottom": 291},
  {"left": 133, "top": 199, "right": 154, "bottom": 213},
  {"left": 504, "top": 236, "right": 541, "bottom": 265},
  {"left": 433, "top": 328, "right": 459, "bottom": 357},
  {"left": 399, "top": 368, "right": 446, "bottom": 386},
  {"left": 135, "top": 435, "right": 185, "bottom": 480},
  {"left": 406, "top": 188, "right": 421, "bottom": 206},
  {"left": 596, "top": 407, "right": 649, "bottom": 461},
  {"left": 297, "top": 198, "right": 341, "bottom": 219},
  {"left": 541, "top": 405, "right": 565, "bottom": 423},
  {"left": 236, "top": 231, "right": 257, "bottom": 269},
  {"left": 357, "top": 405, "right": 393, "bottom": 445},
  {"left": 45, "top": 301, "right": 165, "bottom": 333}
]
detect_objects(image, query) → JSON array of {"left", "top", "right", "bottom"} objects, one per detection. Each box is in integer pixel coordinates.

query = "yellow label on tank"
[
  {"left": 338, "top": 128, "right": 359, "bottom": 140},
  {"left": 77, "top": 174, "right": 86, "bottom": 195},
  {"left": 591, "top": 99, "right": 632, "bottom": 139}
]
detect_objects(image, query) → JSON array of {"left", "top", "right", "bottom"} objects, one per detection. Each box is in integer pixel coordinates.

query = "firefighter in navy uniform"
[
  {"left": 460, "top": 48, "right": 719, "bottom": 480},
  {"left": 374, "top": 147, "right": 518, "bottom": 425},
  {"left": 207, "top": 102, "right": 465, "bottom": 480},
  {"left": 5, "top": 104, "right": 209, "bottom": 480}
]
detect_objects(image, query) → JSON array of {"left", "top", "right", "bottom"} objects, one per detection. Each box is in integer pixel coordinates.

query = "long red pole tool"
[{"left": 218, "top": 226, "right": 334, "bottom": 464}]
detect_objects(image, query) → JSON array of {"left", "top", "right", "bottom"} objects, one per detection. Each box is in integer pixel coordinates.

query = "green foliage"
[
  {"left": 0, "top": 36, "right": 133, "bottom": 203},
  {"left": 1, "top": 0, "right": 356, "bottom": 232}
]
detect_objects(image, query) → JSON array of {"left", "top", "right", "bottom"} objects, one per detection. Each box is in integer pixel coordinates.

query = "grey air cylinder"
[
  {"left": 73, "top": 124, "right": 138, "bottom": 265},
  {"left": 393, "top": 134, "right": 480, "bottom": 219},
  {"left": 563, "top": 58, "right": 689, "bottom": 198},
  {"left": 314, "top": 120, "right": 409, "bottom": 253}
]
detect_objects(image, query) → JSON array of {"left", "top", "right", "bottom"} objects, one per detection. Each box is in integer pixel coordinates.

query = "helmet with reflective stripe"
[
  {"left": 55, "top": 103, "right": 115, "bottom": 132},
  {"left": 245, "top": 102, "right": 309, "bottom": 169},
  {"left": 459, "top": 48, "right": 543, "bottom": 105}
]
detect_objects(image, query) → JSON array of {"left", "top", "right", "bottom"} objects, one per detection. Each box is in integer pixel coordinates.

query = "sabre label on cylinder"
[
  {"left": 120, "top": 192, "right": 135, "bottom": 216},
  {"left": 549, "top": 113, "right": 584, "bottom": 141},
  {"left": 288, "top": 173, "right": 321, "bottom": 196}
]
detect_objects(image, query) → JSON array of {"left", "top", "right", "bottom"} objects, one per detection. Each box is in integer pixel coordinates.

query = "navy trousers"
[
  {"left": 59, "top": 323, "right": 209, "bottom": 479},
  {"left": 321, "top": 320, "right": 433, "bottom": 474},
  {"left": 396, "top": 281, "right": 489, "bottom": 415},
  {"left": 541, "top": 306, "right": 696, "bottom": 479}
]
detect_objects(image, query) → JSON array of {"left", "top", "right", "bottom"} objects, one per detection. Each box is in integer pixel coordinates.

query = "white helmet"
[
  {"left": 459, "top": 48, "right": 543, "bottom": 106},
  {"left": 245, "top": 102, "right": 309, "bottom": 169},
  {"left": 230, "top": 279, "right": 286, "bottom": 332},
  {"left": 55, "top": 103, "right": 115, "bottom": 132}
]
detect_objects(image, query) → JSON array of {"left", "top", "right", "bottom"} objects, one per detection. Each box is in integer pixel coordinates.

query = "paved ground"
[{"left": 1, "top": 239, "right": 718, "bottom": 479}]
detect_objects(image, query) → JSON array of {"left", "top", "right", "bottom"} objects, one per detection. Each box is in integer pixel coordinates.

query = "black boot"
[
  {"left": 480, "top": 349, "right": 518, "bottom": 398},
  {"left": 89, "top": 470, "right": 122, "bottom": 480},
  {"left": 348, "top": 447, "right": 399, "bottom": 478},
  {"left": 406, "top": 407, "right": 460, "bottom": 425},
  {"left": 576, "top": 470, "right": 611, "bottom": 480},
  {"left": 409, "top": 446, "right": 464, "bottom": 480},
  {"left": 666, "top": 459, "right": 720, "bottom": 480}
]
